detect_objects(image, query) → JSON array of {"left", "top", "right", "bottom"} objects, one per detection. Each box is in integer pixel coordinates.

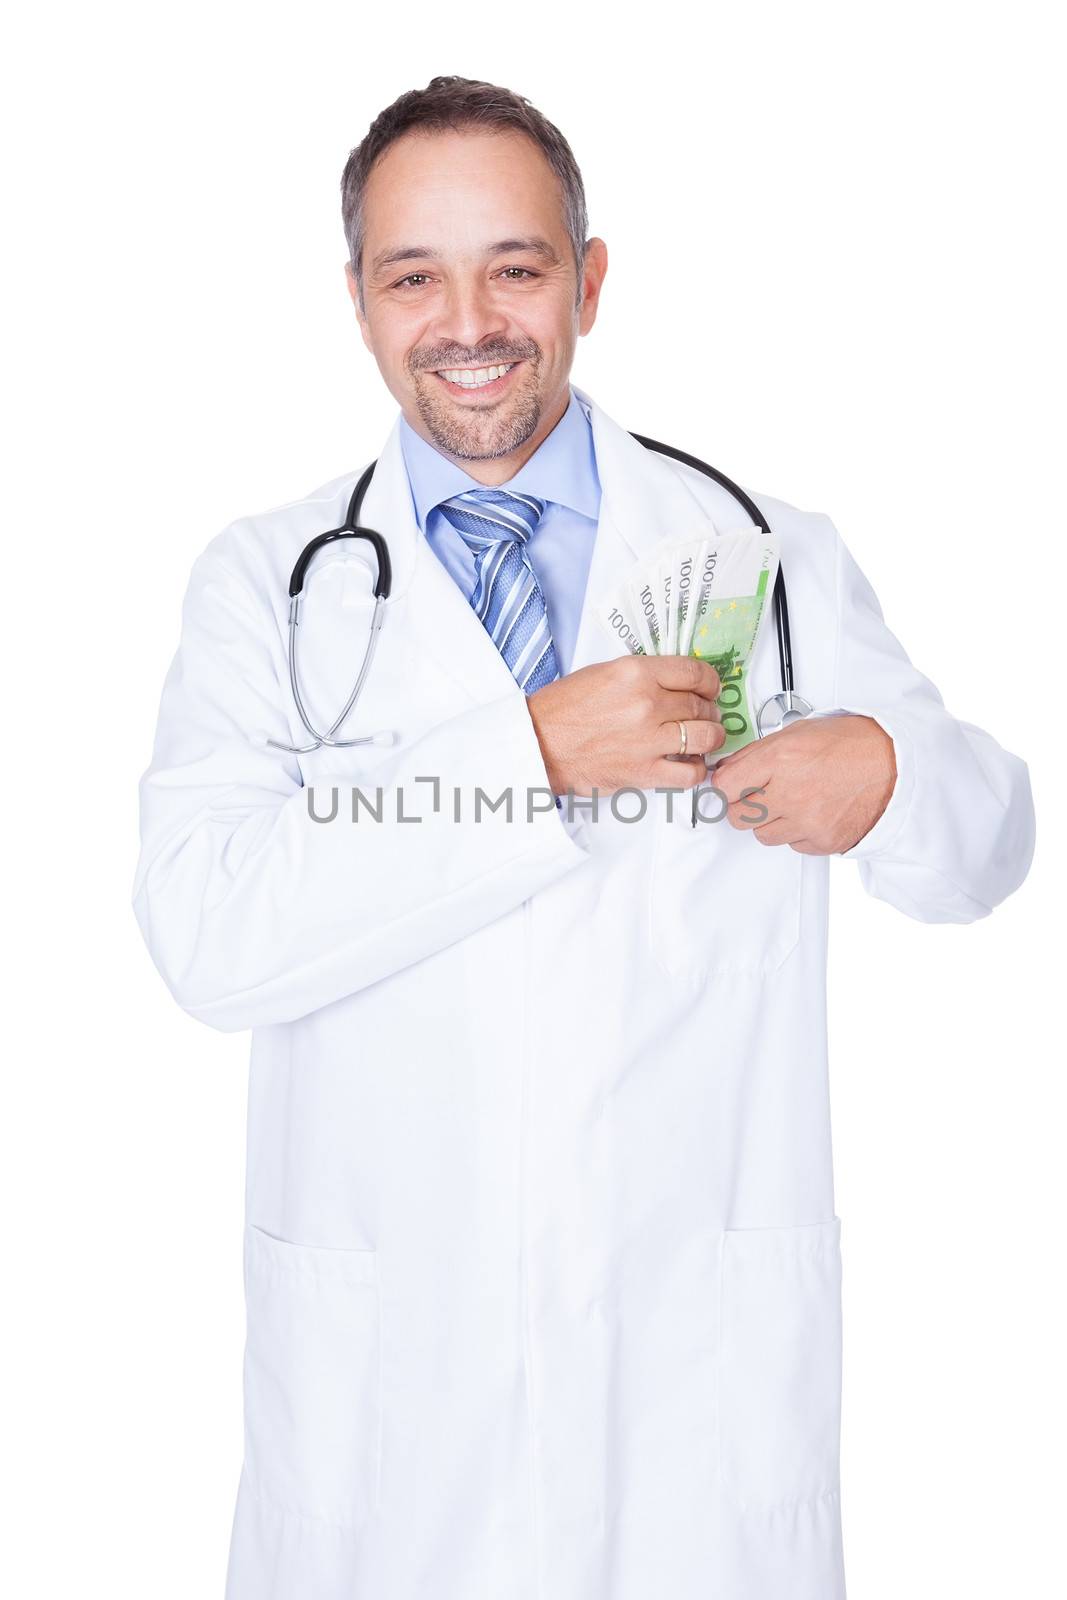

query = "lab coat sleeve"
[
  {"left": 826, "top": 519, "right": 1035, "bottom": 921},
  {"left": 132, "top": 547, "right": 589, "bottom": 1032}
]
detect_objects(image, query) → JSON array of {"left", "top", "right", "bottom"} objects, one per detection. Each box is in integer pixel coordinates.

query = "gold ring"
[{"left": 677, "top": 720, "right": 688, "bottom": 757}]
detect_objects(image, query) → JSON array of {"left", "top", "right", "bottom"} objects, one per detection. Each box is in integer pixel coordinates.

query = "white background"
[{"left": 2, "top": 3, "right": 1063, "bottom": 1595}]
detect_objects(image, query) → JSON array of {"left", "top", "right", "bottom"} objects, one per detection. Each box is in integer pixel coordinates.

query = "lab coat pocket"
[
  {"left": 649, "top": 791, "right": 803, "bottom": 982},
  {"left": 241, "top": 1221, "right": 382, "bottom": 1530},
  {"left": 717, "top": 1216, "right": 842, "bottom": 1513}
]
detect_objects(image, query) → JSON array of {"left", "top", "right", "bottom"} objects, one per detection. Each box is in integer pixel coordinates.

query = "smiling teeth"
[{"left": 439, "top": 363, "right": 515, "bottom": 387}]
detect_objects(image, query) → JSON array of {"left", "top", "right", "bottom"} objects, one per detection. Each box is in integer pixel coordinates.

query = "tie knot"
[{"left": 436, "top": 486, "right": 546, "bottom": 552}]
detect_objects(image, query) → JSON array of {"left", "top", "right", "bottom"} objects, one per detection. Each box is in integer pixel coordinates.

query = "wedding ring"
[{"left": 677, "top": 720, "right": 688, "bottom": 757}]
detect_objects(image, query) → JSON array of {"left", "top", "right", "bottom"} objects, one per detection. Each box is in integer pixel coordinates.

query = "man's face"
[{"left": 347, "top": 128, "right": 607, "bottom": 473}]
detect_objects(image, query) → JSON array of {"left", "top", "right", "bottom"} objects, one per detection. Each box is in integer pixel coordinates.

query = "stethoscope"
[{"left": 267, "top": 434, "right": 812, "bottom": 754}]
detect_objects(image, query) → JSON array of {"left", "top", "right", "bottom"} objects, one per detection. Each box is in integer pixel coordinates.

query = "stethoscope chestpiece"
[{"left": 756, "top": 689, "right": 815, "bottom": 737}]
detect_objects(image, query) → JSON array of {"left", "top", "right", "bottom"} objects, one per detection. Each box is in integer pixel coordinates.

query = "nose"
[{"left": 432, "top": 271, "right": 508, "bottom": 357}]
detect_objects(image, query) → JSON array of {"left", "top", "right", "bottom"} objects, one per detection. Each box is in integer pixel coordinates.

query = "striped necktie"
[{"left": 435, "top": 487, "right": 561, "bottom": 693}]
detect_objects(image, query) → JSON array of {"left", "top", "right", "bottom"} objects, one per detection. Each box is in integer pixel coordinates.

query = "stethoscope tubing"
[
  {"left": 272, "top": 592, "right": 387, "bottom": 753},
  {"left": 627, "top": 432, "right": 794, "bottom": 706}
]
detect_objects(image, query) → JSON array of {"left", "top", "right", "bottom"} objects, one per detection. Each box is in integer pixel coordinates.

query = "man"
[{"left": 133, "top": 75, "right": 1035, "bottom": 1600}]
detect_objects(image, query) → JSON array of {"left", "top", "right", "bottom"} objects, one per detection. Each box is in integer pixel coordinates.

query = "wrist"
[{"left": 526, "top": 693, "right": 567, "bottom": 795}]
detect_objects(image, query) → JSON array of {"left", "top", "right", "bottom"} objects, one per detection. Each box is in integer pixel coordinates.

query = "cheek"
[
  {"left": 511, "top": 294, "right": 573, "bottom": 349},
  {"left": 368, "top": 308, "right": 431, "bottom": 369}
]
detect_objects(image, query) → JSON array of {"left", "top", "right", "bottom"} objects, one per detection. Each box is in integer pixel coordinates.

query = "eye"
[{"left": 391, "top": 266, "right": 539, "bottom": 290}]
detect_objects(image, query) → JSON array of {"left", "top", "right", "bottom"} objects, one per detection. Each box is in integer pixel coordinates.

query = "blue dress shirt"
[{"left": 398, "top": 386, "right": 602, "bottom": 676}]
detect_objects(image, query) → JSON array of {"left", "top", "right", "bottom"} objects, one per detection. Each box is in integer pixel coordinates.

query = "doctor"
[{"left": 133, "top": 74, "right": 1035, "bottom": 1600}]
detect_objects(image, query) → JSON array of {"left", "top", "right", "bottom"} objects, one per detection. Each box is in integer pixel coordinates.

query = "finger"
[
  {"left": 657, "top": 719, "right": 726, "bottom": 759},
  {"left": 658, "top": 689, "right": 722, "bottom": 724},
  {"left": 724, "top": 790, "right": 781, "bottom": 829},
  {"left": 654, "top": 655, "right": 721, "bottom": 701},
  {"left": 654, "top": 688, "right": 720, "bottom": 723},
  {"left": 650, "top": 754, "right": 706, "bottom": 789},
  {"left": 751, "top": 816, "right": 806, "bottom": 847},
  {"left": 715, "top": 751, "right": 774, "bottom": 803}
]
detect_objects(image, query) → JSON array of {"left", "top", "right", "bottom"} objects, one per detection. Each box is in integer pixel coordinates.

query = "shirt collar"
[{"left": 398, "top": 384, "right": 601, "bottom": 532}]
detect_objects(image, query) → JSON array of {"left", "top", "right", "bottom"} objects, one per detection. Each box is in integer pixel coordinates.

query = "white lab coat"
[{"left": 132, "top": 385, "right": 1035, "bottom": 1600}]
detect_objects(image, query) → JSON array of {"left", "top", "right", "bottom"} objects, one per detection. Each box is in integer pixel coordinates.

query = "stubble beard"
[{"left": 410, "top": 358, "right": 544, "bottom": 461}]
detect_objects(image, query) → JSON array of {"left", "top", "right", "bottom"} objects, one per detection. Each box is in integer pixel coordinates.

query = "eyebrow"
[{"left": 370, "top": 236, "right": 562, "bottom": 277}]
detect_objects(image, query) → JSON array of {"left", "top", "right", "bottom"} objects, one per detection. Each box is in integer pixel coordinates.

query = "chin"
[{"left": 415, "top": 382, "right": 542, "bottom": 462}]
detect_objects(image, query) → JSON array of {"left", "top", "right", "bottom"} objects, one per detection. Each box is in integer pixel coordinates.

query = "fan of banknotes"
[{"left": 598, "top": 529, "right": 780, "bottom": 759}]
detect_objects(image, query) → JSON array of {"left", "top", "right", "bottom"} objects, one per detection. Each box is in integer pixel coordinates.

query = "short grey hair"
[{"left": 340, "top": 76, "right": 590, "bottom": 311}]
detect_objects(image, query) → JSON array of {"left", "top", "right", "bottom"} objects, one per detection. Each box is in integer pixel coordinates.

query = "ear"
[
  {"left": 577, "top": 238, "right": 609, "bottom": 337},
  {"left": 344, "top": 261, "right": 372, "bottom": 351}
]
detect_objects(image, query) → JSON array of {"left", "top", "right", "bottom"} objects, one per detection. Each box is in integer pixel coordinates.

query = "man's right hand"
[{"left": 526, "top": 655, "right": 725, "bottom": 796}]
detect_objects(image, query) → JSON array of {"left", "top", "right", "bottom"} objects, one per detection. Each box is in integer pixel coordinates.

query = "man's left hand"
[{"left": 712, "top": 714, "right": 897, "bottom": 854}]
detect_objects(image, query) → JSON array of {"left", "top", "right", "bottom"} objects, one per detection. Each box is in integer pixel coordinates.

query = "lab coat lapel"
[{"left": 568, "top": 385, "right": 737, "bottom": 674}]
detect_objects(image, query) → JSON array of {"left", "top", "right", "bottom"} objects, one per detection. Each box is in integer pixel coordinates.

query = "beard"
[{"left": 409, "top": 347, "right": 543, "bottom": 461}]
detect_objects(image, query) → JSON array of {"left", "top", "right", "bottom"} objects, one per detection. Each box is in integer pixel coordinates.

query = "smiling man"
[
  {"left": 353, "top": 118, "right": 597, "bottom": 462},
  {"left": 133, "top": 75, "right": 1035, "bottom": 1600}
]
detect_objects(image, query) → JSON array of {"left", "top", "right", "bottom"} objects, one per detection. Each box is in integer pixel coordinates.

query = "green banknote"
[
  {"left": 598, "top": 529, "right": 780, "bottom": 758},
  {"left": 689, "top": 567, "right": 774, "bottom": 756}
]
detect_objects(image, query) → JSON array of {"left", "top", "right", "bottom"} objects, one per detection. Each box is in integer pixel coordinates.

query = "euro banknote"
[{"left": 598, "top": 528, "right": 780, "bottom": 758}]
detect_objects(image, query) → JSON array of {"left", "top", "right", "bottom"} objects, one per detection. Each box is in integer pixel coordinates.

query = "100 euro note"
[
  {"left": 688, "top": 538, "right": 778, "bottom": 756},
  {"left": 598, "top": 529, "right": 780, "bottom": 759}
]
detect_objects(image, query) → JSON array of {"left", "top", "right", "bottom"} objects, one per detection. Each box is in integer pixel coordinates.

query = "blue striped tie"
[{"left": 436, "top": 488, "right": 561, "bottom": 693}]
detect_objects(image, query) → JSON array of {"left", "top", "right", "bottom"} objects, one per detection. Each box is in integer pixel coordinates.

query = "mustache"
[{"left": 413, "top": 343, "right": 539, "bottom": 372}]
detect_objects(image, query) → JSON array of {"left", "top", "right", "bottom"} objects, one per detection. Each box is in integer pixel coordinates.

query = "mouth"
[{"left": 430, "top": 360, "right": 522, "bottom": 399}]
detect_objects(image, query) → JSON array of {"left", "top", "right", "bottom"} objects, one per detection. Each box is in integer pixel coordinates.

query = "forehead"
[{"left": 363, "top": 128, "right": 566, "bottom": 249}]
